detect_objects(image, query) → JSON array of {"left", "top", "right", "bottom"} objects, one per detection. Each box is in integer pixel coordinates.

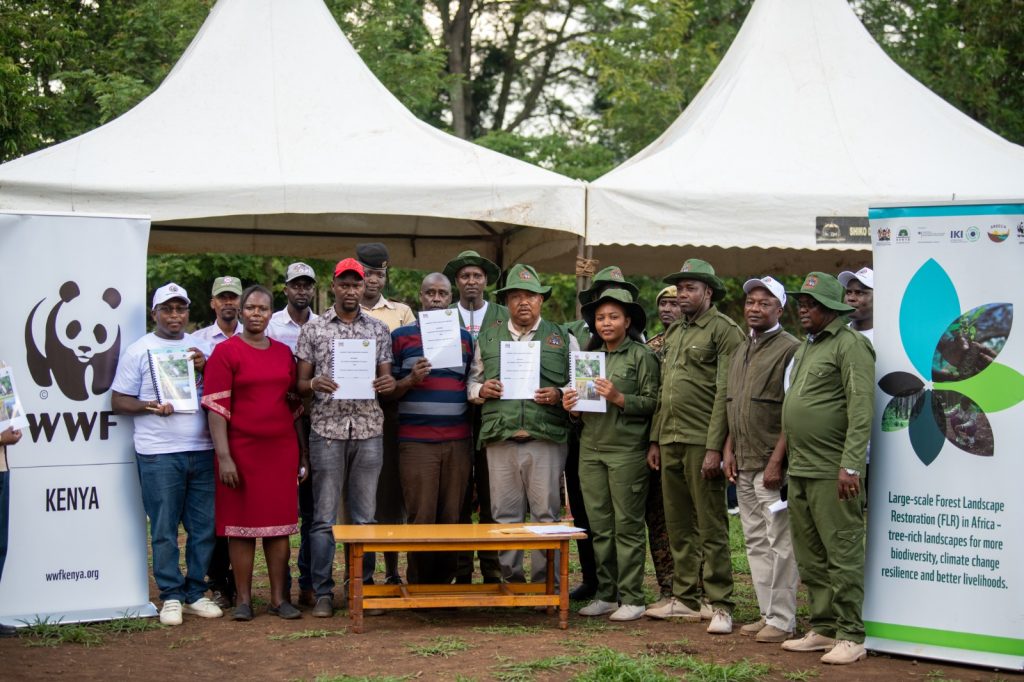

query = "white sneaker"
[
  {"left": 644, "top": 597, "right": 702, "bottom": 622},
  {"left": 706, "top": 608, "right": 733, "bottom": 634},
  {"left": 182, "top": 596, "right": 224, "bottom": 619},
  {"left": 609, "top": 604, "right": 646, "bottom": 622},
  {"left": 820, "top": 639, "right": 867, "bottom": 664},
  {"left": 578, "top": 599, "right": 618, "bottom": 616},
  {"left": 160, "top": 599, "right": 183, "bottom": 626}
]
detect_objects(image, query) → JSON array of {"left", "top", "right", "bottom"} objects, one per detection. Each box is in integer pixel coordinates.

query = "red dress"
[{"left": 202, "top": 336, "right": 301, "bottom": 537}]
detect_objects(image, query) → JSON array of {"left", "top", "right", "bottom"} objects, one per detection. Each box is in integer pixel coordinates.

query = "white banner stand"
[
  {"left": 0, "top": 211, "right": 156, "bottom": 625},
  {"left": 865, "top": 201, "right": 1024, "bottom": 670}
]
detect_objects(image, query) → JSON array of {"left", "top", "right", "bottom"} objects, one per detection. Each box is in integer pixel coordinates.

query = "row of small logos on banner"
[{"left": 877, "top": 221, "right": 1024, "bottom": 245}]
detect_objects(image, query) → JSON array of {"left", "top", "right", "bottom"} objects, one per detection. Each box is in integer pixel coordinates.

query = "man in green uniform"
[
  {"left": 780, "top": 272, "right": 874, "bottom": 665},
  {"left": 645, "top": 259, "right": 744, "bottom": 635},
  {"left": 443, "top": 250, "right": 508, "bottom": 585},
  {"left": 646, "top": 285, "right": 680, "bottom": 361},
  {"left": 467, "top": 264, "right": 578, "bottom": 583}
]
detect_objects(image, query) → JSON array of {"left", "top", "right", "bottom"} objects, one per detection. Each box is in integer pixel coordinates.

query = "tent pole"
[{"left": 575, "top": 236, "right": 586, "bottom": 320}]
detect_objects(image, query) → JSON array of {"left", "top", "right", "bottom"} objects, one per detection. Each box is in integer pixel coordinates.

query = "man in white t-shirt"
[
  {"left": 266, "top": 262, "right": 319, "bottom": 606},
  {"left": 838, "top": 267, "right": 873, "bottom": 344},
  {"left": 111, "top": 283, "right": 223, "bottom": 626},
  {"left": 192, "top": 275, "right": 243, "bottom": 346}
]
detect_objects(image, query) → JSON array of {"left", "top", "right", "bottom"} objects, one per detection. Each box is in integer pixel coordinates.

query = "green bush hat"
[
  {"left": 578, "top": 265, "right": 640, "bottom": 305},
  {"left": 443, "top": 249, "right": 501, "bottom": 284},
  {"left": 495, "top": 263, "right": 551, "bottom": 302},
  {"left": 786, "top": 272, "right": 855, "bottom": 312},
  {"left": 662, "top": 258, "right": 726, "bottom": 302},
  {"left": 581, "top": 288, "right": 647, "bottom": 338}
]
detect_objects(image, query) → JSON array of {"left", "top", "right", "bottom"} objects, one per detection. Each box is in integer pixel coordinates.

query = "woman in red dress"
[{"left": 203, "top": 285, "right": 309, "bottom": 621}]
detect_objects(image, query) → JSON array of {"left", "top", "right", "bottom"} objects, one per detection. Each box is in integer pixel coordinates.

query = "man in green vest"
[
  {"left": 468, "top": 264, "right": 578, "bottom": 583},
  {"left": 645, "top": 259, "right": 744, "bottom": 635},
  {"left": 443, "top": 250, "right": 509, "bottom": 585},
  {"left": 780, "top": 272, "right": 874, "bottom": 665},
  {"left": 562, "top": 265, "right": 640, "bottom": 600}
]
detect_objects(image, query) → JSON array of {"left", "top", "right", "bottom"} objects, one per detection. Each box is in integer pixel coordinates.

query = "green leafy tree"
[{"left": 857, "top": 0, "right": 1024, "bottom": 145}]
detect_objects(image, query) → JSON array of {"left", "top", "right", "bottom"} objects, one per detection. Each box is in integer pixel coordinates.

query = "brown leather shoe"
[
  {"left": 740, "top": 617, "right": 766, "bottom": 636},
  {"left": 755, "top": 624, "right": 793, "bottom": 643}
]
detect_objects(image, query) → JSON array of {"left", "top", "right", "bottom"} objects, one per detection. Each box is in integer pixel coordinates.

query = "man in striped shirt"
[{"left": 390, "top": 273, "right": 474, "bottom": 584}]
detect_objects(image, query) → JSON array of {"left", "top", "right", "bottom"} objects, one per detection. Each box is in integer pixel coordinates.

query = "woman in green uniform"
[{"left": 562, "top": 289, "right": 660, "bottom": 621}]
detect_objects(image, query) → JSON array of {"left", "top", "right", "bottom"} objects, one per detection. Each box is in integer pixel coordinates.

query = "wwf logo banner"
[
  {"left": 0, "top": 212, "right": 147, "bottom": 467},
  {"left": 0, "top": 212, "right": 156, "bottom": 626}
]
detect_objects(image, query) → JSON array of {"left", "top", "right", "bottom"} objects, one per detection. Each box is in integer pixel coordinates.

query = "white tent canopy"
[
  {"left": 0, "top": 0, "right": 585, "bottom": 272},
  {"left": 586, "top": 0, "right": 1024, "bottom": 277}
]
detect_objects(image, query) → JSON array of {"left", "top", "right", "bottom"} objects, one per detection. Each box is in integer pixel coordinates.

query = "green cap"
[
  {"left": 211, "top": 276, "right": 243, "bottom": 297},
  {"left": 786, "top": 272, "right": 854, "bottom": 312},
  {"left": 662, "top": 259, "right": 726, "bottom": 302},
  {"left": 578, "top": 265, "right": 640, "bottom": 305},
  {"left": 581, "top": 288, "right": 646, "bottom": 338},
  {"left": 443, "top": 250, "right": 500, "bottom": 284},
  {"left": 495, "top": 264, "right": 551, "bottom": 302}
]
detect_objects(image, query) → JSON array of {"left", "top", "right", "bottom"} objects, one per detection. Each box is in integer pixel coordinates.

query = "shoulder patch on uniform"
[{"left": 546, "top": 333, "right": 563, "bottom": 347}]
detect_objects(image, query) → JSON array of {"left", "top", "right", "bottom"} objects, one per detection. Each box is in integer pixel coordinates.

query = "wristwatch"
[{"left": 844, "top": 468, "right": 860, "bottom": 476}]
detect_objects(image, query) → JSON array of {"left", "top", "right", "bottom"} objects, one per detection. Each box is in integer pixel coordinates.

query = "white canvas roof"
[
  {"left": 586, "top": 0, "right": 1024, "bottom": 277},
  {"left": 0, "top": 0, "right": 585, "bottom": 272}
]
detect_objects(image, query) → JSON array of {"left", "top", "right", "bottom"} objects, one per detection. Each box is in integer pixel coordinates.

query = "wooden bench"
[{"left": 332, "top": 523, "right": 586, "bottom": 633}]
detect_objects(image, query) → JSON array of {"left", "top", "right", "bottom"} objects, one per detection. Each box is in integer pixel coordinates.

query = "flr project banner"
[{"left": 864, "top": 201, "right": 1024, "bottom": 670}]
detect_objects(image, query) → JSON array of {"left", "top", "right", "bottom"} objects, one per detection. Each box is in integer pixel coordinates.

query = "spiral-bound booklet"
[{"left": 148, "top": 349, "right": 199, "bottom": 412}]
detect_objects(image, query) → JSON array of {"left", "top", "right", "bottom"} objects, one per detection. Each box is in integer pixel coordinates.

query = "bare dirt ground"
[{"left": 2, "top": 520, "right": 1018, "bottom": 682}]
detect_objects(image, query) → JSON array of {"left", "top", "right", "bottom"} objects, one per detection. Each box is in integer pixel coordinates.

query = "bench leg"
[
  {"left": 559, "top": 541, "right": 569, "bottom": 629},
  {"left": 351, "top": 544, "right": 364, "bottom": 634}
]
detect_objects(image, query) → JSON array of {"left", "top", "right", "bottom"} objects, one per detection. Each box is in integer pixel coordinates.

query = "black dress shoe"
[
  {"left": 232, "top": 603, "right": 254, "bottom": 622},
  {"left": 569, "top": 583, "right": 597, "bottom": 601}
]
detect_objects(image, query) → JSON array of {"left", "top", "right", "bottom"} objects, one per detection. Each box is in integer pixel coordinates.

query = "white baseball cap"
[
  {"left": 151, "top": 282, "right": 191, "bottom": 309},
  {"left": 742, "top": 276, "right": 786, "bottom": 306},
  {"left": 838, "top": 267, "right": 874, "bottom": 290}
]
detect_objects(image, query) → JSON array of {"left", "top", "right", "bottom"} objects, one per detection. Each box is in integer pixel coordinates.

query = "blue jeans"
[
  {"left": 309, "top": 434, "right": 382, "bottom": 598},
  {"left": 136, "top": 450, "right": 216, "bottom": 604},
  {"left": 285, "top": 475, "right": 315, "bottom": 593},
  {"left": 0, "top": 470, "right": 8, "bottom": 582}
]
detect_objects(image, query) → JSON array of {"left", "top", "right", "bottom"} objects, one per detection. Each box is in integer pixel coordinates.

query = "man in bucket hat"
[
  {"left": 780, "top": 272, "right": 874, "bottom": 665},
  {"left": 645, "top": 259, "right": 743, "bottom": 635},
  {"left": 443, "top": 250, "right": 508, "bottom": 585},
  {"left": 467, "top": 264, "right": 578, "bottom": 584}
]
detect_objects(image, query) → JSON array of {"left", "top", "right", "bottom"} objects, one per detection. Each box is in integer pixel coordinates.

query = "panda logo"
[{"left": 24, "top": 281, "right": 123, "bottom": 402}]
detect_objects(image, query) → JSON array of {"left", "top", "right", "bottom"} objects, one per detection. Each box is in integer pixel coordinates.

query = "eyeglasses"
[{"left": 155, "top": 305, "right": 189, "bottom": 315}]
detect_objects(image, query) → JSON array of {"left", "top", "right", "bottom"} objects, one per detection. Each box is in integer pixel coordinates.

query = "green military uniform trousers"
[
  {"left": 578, "top": 448, "right": 649, "bottom": 606},
  {"left": 788, "top": 476, "right": 865, "bottom": 643},
  {"left": 660, "top": 442, "right": 734, "bottom": 611}
]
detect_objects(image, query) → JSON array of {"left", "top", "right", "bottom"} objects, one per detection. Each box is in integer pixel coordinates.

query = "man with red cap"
[{"left": 295, "top": 258, "right": 396, "bottom": 618}]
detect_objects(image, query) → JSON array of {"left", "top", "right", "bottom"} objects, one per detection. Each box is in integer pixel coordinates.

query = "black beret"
[{"left": 355, "top": 242, "right": 390, "bottom": 269}]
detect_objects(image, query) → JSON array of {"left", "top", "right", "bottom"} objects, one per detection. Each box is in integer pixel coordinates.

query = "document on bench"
[
  {"left": 500, "top": 341, "right": 541, "bottom": 400},
  {"left": 490, "top": 525, "right": 586, "bottom": 535}
]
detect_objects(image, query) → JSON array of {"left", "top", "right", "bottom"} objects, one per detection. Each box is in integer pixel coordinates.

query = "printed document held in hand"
[{"left": 332, "top": 338, "right": 376, "bottom": 400}]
